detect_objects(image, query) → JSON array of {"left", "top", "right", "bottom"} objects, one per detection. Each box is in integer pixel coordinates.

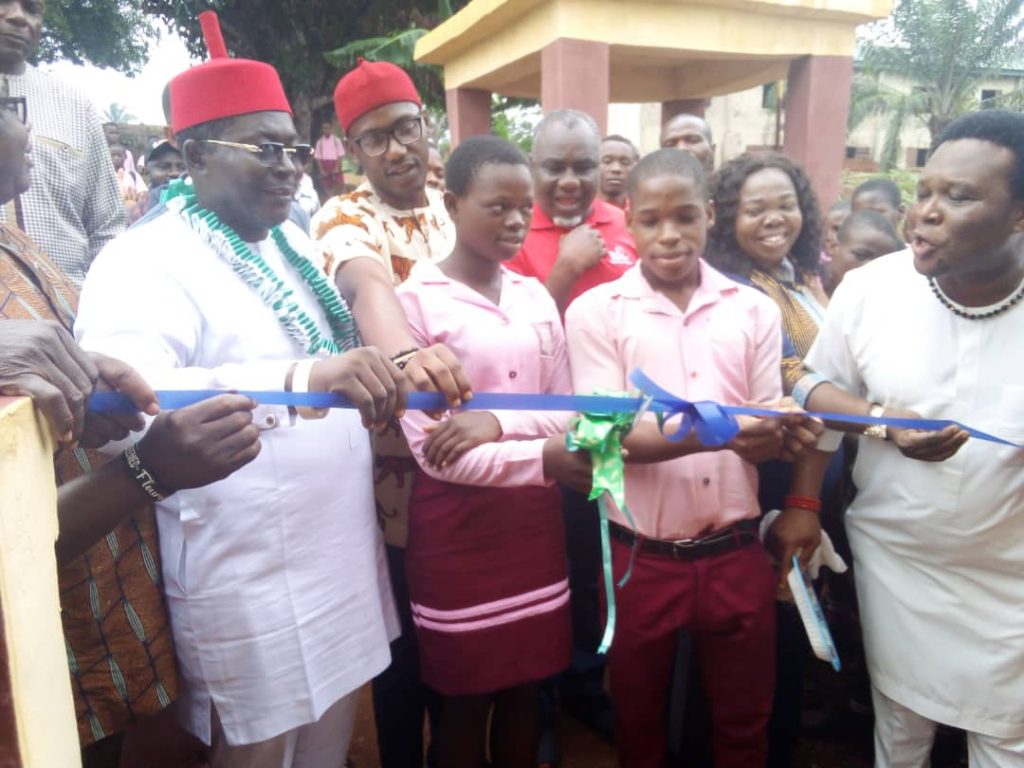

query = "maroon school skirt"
[{"left": 406, "top": 471, "right": 571, "bottom": 696}]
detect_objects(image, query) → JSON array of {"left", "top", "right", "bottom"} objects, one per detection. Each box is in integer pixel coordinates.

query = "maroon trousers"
[{"left": 605, "top": 539, "right": 777, "bottom": 768}]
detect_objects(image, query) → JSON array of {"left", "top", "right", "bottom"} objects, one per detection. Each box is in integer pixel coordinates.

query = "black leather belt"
[{"left": 609, "top": 518, "right": 760, "bottom": 561}]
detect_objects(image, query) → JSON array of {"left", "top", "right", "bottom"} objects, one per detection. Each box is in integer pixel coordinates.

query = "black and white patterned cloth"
[{"left": 1, "top": 66, "right": 125, "bottom": 286}]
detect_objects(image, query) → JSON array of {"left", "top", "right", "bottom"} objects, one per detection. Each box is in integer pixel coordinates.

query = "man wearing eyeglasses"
[
  {"left": 75, "top": 15, "right": 415, "bottom": 767},
  {"left": 310, "top": 59, "right": 473, "bottom": 768},
  {"left": 0, "top": 0, "right": 125, "bottom": 286}
]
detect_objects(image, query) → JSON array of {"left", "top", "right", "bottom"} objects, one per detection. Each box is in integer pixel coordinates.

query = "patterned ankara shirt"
[
  {"left": 0, "top": 66, "right": 126, "bottom": 286},
  {"left": 311, "top": 182, "right": 455, "bottom": 548},
  {"left": 0, "top": 223, "right": 177, "bottom": 745}
]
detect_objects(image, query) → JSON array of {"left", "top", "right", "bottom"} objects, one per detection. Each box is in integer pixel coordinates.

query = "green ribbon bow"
[{"left": 567, "top": 399, "right": 643, "bottom": 654}]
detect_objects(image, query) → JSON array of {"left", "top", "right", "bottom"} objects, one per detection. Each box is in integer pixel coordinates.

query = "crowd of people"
[{"left": 0, "top": 3, "right": 1022, "bottom": 768}]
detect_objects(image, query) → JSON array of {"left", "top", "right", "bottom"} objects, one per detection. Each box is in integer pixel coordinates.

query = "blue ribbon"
[{"left": 88, "top": 369, "right": 1023, "bottom": 448}]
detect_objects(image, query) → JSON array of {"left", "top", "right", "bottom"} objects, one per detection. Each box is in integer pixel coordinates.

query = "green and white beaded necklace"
[{"left": 164, "top": 179, "right": 359, "bottom": 355}]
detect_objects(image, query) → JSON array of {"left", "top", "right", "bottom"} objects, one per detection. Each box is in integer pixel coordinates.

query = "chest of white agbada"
[
  {"left": 806, "top": 252, "right": 1024, "bottom": 738},
  {"left": 75, "top": 215, "right": 398, "bottom": 745}
]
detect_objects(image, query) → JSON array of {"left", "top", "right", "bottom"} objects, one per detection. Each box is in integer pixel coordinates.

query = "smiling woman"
[{"left": 706, "top": 152, "right": 828, "bottom": 395}]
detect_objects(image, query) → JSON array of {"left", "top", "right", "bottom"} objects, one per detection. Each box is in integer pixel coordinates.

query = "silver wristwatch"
[{"left": 863, "top": 403, "right": 888, "bottom": 441}]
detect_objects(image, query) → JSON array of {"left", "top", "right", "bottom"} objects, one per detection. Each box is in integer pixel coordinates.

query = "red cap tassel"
[{"left": 199, "top": 11, "right": 229, "bottom": 59}]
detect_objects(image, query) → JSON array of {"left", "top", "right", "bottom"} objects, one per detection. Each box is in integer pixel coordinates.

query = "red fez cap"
[
  {"left": 170, "top": 11, "right": 292, "bottom": 134},
  {"left": 334, "top": 59, "right": 422, "bottom": 134}
]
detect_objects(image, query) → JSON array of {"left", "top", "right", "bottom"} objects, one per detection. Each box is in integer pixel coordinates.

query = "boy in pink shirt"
[{"left": 565, "top": 149, "right": 822, "bottom": 768}]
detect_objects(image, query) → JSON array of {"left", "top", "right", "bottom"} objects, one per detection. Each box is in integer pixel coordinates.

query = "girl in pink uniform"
[{"left": 397, "top": 136, "right": 585, "bottom": 768}]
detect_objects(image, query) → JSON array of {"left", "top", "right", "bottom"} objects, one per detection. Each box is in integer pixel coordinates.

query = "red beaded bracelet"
[{"left": 783, "top": 494, "right": 821, "bottom": 513}]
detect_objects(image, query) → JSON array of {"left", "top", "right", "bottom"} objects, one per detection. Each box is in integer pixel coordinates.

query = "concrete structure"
[
  {"left": 607, "top": 67, "right": 1024, "bottom": 180},
  {"left": 0, "top": 398, "right": 81, "bottom": 767},
  {"left": 415, "top": 0, "right": 892, "bottom": 207}
]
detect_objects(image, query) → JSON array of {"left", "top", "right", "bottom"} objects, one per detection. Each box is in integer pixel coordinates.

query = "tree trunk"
[{"left": 291, "top": 90, "right": 314, "bottom": 145}]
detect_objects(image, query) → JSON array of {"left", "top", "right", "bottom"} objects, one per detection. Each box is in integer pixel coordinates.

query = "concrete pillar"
[
  {"left": 541, "top": 38, "right": 610, "bottom": 134},
  {"left": 783, "top": 55, "right": 853, "bottom": 208},
  {"left": 661, "top": 98, "right": 708, "bottom": 127},
  {"left": 445, "top": 87, "right": 492, "bottom": 148}
]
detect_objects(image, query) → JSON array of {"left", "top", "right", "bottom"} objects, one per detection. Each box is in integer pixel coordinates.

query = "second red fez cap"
[
  {"left": 170, "top": 12, "right": 292, "bottom": 134},
  {"left": 334, "top": 59, "right": 422, "bottom": 134}
]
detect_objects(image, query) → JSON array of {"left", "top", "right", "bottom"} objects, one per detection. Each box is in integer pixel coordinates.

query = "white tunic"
[
  {"left": 806, "top": 250, "right": 1024, "bottom": 739},
  {"left": 75, "top": 212, "right": 399, "bottom": 745}
]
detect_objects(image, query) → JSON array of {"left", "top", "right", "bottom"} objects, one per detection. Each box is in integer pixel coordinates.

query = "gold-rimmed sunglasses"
[{"left": 202, "top": 139, "right": 313, "bottom": 166}]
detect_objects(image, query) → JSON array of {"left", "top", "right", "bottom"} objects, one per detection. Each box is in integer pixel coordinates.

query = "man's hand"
[
  {"left": 542, "top": 436, "right": 593, "bottom": 494},
  {"left": 309, "top": 347, "right": 410, "bottom": 430},
  {"left": 80, "top": 353, "right": 160, "bottom": 448},
  {"left": 402, "top": 343, "right": 474, "bottom": 411},
  {"left": 556, "top": 224, "right": 606, "bottom": 275},
  {"left": 137, "top": 394, "right": 262, "bottom": 493},
  {"left": 884, "top": 407, "right": 969, "bottom": 462},
  {"left": 765, "top": 507, "right": 822, "bottom": 587},
  {"left": 422, "top": 412, "right": 502, "bottom": 468},
  {"left": 751, "top": 397, "right": 825, "bottom": 461},
  {"left": 726, "top": 415, "right": 786, "bottom": 464},
  {"left": 0, "top": 320, "right": 99, "bottom": 443}
]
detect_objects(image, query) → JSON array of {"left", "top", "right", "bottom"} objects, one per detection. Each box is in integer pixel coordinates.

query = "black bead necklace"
[{"left": 928, "top": 275, "right": 1024, "bottom": 320}]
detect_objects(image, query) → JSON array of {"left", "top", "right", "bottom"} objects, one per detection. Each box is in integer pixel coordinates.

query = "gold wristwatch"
[{"left": 863, "top": 403, "right": 888, "bottom": 441}]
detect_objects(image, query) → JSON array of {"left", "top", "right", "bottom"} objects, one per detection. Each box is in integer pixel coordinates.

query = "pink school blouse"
[{"left": 397, "top": 260, "right": 572, "bottom": 487}]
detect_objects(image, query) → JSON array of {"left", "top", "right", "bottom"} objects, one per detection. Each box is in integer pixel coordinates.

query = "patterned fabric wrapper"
[{"left": 0, "top": 223, "right": 178, "bottom": 744}]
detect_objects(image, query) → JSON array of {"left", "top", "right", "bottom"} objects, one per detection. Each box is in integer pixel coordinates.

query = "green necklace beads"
[{"left": 165, "top": 179, "right": 359, "bottom": 355}]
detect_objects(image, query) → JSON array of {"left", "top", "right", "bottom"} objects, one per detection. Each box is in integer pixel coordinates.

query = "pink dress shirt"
[
  {"left": 398, "top": 260, "right": 572, "bottom": 487},
  {"left": 565, "top": 261, "right": 783, "bottom": 539}
]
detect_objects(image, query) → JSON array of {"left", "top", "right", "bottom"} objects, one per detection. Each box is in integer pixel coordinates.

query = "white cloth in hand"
[{"left": 759, "top": 509, "right": 848, "bottom": 579}]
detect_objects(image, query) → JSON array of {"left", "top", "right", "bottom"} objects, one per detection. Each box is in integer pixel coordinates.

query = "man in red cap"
[
  {"left": 76, "top": 14, "right": 418, "bottom": 767},
  {"left": 310, "top": 59, "right": 474, "bottom": 768}
]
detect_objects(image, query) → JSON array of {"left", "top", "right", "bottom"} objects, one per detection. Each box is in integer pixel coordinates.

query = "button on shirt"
[
  {"left": 565, "top": 262, "right": 784, "bottom": 539},
  {"left": 397, "top": 261, "right": 572, "bottom": 486},
  {"left": 506, "top": 198, "right": 637, "bottom": 309}
]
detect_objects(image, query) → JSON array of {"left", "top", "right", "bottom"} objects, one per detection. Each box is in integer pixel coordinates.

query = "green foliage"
[
  {"left": 852, "top": 0, "right": 1024, "bottom": 167},
  {"left": 842, "top": 167, "right": 919, "bottom": 206},
  {"left": 139, "top": 0, "right": 468, "bottom": 137},
  {"left": 325, "top": 27, "right": 445, "bottom": 112},
  {"left": 37, "top": 0, "right": 156, "bottom": 74},
  {"left": 323, "top": 0, "right": 463, "bottom": 113},
  {"left": 491, "top": 95, "right": 541, "bottom": 153},
  {"left": 103, "top": 102, "right": 138, "bottom": 124},
  {"left": 34, "top": 0, "right": 472, "bottom": 137}
]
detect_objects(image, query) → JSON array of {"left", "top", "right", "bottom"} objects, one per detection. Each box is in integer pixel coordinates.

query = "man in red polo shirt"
[
  {"left": 507, "top": 109, "right": 636, "bottom": 312},
  {"left": 508, "top": 109, "right": 634, "bottom": 760}
]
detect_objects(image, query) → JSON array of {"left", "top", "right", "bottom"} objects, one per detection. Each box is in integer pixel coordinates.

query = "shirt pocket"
[
  {"left": 532, "top": 320, "right": 556, "bottom": 358},
  {"left": 996, "top": 382, "right": 1024, "bottom": 435}
]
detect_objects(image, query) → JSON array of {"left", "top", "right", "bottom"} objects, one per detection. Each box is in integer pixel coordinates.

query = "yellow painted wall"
[
  {"left": 418, "top": 0, "right": 891, "bottom": 95},
  {"left": 0, "top": 398, "right": 81, "bottom": 768}
]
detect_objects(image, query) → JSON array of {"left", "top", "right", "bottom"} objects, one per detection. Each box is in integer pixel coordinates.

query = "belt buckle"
[{"left": 669, "top": 537, "right": 699, "bottom": 559}]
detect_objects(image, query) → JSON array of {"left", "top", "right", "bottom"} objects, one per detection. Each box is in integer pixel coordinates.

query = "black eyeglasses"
[
  {"left": 0, "top": 97, "right": 27, "bottom": 125},
  {"left": 352, "top": 115, "right": 425, "bottom": 157},
  {"left": 202, "top": 139, "right": 313, "bottom": 166}
]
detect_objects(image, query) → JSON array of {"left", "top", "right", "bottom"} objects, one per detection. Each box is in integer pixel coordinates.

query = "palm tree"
[
  {"left": 103, "top": 102, "right": 137, "bottom": 124},
  {"left": 849, "top": 0, "right": 1024, "bottom": 169}
]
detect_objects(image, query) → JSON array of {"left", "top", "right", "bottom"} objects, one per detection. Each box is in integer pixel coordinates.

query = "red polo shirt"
[{"left": 507, "top": 198, "right": 637, "bottom": 309}]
